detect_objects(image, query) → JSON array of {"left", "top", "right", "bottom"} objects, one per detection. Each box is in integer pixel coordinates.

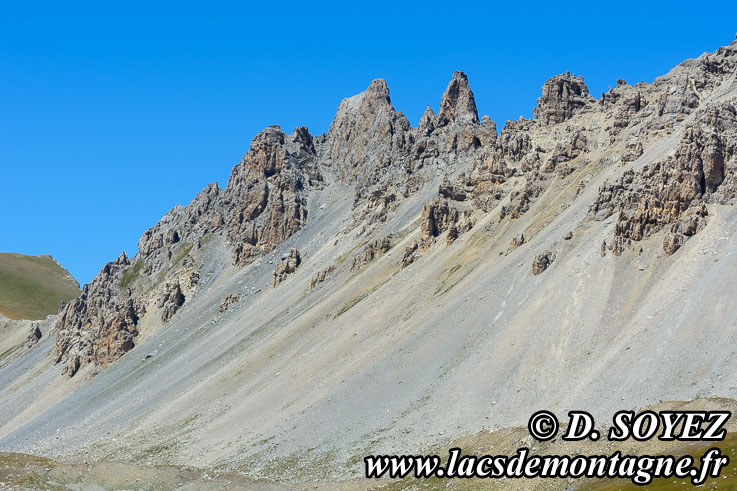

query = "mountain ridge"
[{"left": 1, "top": 38, "right": 737, "bottom": 481}]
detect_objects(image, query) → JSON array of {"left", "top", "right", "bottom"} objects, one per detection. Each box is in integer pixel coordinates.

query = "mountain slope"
[
  {"left": 0, "top": 39, "right": 737, "bottom": 482},
  {"left": 0, "top": 253, "right": 80, "bottom": 320}
]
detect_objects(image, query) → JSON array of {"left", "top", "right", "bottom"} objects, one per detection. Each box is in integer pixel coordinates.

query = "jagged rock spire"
[
  {"left": 437, "top": 71, "right": 480, "bottom": 127},
  {"left": 417, "top": 105, "right": 437, "bottom": 136}
]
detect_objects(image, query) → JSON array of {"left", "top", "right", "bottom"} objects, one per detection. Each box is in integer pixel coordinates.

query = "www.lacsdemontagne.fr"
[{"left": 364, "top": 447, "right": 729, "bottom": 485}]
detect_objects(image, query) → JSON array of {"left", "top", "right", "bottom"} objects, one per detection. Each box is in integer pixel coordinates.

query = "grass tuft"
[
  {"left": 120, "top": 260, "right": 144, "bottom": 289},
  {"left": 335, "top": 293, "right": 369, "bottom": 318}
]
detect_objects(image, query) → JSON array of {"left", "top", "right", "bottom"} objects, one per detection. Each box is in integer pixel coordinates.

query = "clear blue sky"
[{"left": 2, "top": 1, "right": 736, "bottom": 285}]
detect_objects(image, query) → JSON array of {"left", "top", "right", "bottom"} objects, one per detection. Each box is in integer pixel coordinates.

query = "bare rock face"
[
  {"left": 55, "top": 252, "right": 142, "bottom": 377},
  {"left": 225, "top": 126, "right": 320, "bottom": 267},
  {"left": 663, "top": 232, "right": 686, "bottom": 256},
  {"left": 532, "top": 250, "right": 556, "bottom": 275},
  {"left": 310, "top": 265, "right": 336, "bottom": 290},
  {"left": 339, "top": 71, "right": 495, "bottom": 238},
  {"left": 273, "top": 248, "right": 301, "bottom": 287},
  {"left": 351, "top": 237, "right": 391, "bottom": 272},
  {"left": 417, "top": 117, "right": 549, "bottom": 248},
  {"left": 500, "top": 183, "right": 544, "bottom": 221},
  {"left": 533, "top": 72, "right": 593, "bottom": 124},
  {"left": 349, "top": 189, "right": 397, "bottom": 233},
  {"left": 54, "top": 126, "right": 320, "bottom": 378},
  {"left": 401, "top": 241, "right": 421, "bottom": 268},
  {"left": 157, "top": 280, "right": 184, "bottom": 323},
  {"left": 327, "top": 79, "right": 411, "bottom": 187},
  {"left": 411, "top": 71, "right": 495, "bottom": 168},
  {"left": 417, "top": 105, "right": 437, "bottom": 137},
  {"left": 622, "top": 137, "right": 644, "bottom": 163},
  {"left": 26, "top": 322, "right": 42, "bottom": 348},
  {"left": 138, "top": 183, "right": 224, "bottom": 272},
  {"left": 437, "top": 71, "right": 480, "bottom": 127},
  {"left": 218, "top": 293, "right": 241, "bottom": 314},
  {"left": 420, "top": 198, "right": 473, "bottom": 246},
  {"left": 590, "top": 102, "right": 737, "bottom": 255},
  {"left": 545, "top": 130, "right": 587, "bottom": 169},
  {"left": 55, "top": 181, "right": 220, "bottom": 377}
]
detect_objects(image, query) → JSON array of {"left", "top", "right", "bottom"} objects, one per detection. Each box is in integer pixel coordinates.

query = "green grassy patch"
[
  {"left": 433, "top": 263, "right": 464, "bottom": 296},
  {"left": 120, "top": 260, "right": 144, "bottom": 289},
  {"left": 587, "top": 432, "right": 737, "bottom": 490},
  {"left": 335, "top": 292, "right": 369, "bottom": 318},
  {"left": 0, "top": 253, "right": 80, "bottom": 320},
  {"left": 173, "top": 243, "right": 193, "bottom": 267}
]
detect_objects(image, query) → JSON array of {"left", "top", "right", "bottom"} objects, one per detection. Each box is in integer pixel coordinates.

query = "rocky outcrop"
[
  {"left": 590, "top": 102, "right": 737, "bottom": 255},
  {"left": 511, "top": 234, "right": 525, "bottom": 248},
  {"left": 327, "top": 79, "right": 411, "bottom": 187},
  {"left": 218, "top": 293, "right": 241, "bottom": 314},
  {"left": 273, "top": 248, "right": 301, "bottom": 287},
  {"left": 337, "top": 71, "right": 495, "bottom": 237},
  {"left": 351, "top": 238, "right": 391, "bottom": 272},
  {"left": 534, "top": 72, "right": 594, "bottom": 124},
  {"left": 55, "top": 253, "right": 143, "bottom": 377},
  {"left": 26, "top": 323, "right": 42, "bottom": 348},
  {"left": 437, "top": 71, "right": 479, "bottom": 127},
  {"left": 545, "top": 130, "right": 586, "bottom": 170},
  {"left": 350, "top": 189, "right": 397, "bottom": 233},
  {"left": 53, "top": 125, "right": 321, "bottom": 378},
  {"left": 401, "top": 241, "right": 421, "bottom": 268},
  {"left": 411, "top": 71, "right": 495, "bottom": 169},
  {"left": 500, "top": 183, "right": 544, "bottom": 221},
  {"left": 420, "top": 198, "right": 473, "bottom": 246},
  {"left": 225, "top": 126, "right": 321, "bottom": 267},
  {"left": 310, "top": 265, "right": 336, "bottom": 290},
  {"left": 157, "top": 281, "right": 184, "bottom": 323},
  {"left": 137, "top": 183, "right": 224, "bottom": 277},
  {"left": 532, "top": 250, "right": 556, "bottom": 275},
  {"left": 54, "top": 182, "right": 218, "bottom": 377}
]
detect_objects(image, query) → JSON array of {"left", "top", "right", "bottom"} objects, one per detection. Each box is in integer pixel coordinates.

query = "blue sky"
[{"left": 2, "top": 1, "right": 736, "bottom": 285}]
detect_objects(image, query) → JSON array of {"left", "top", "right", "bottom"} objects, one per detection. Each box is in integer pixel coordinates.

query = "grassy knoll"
[{"left": 0, "top": 253, "right": 80, "bottom": 320}]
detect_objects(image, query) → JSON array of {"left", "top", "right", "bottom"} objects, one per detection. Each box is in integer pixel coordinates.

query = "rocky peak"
[
  {"left": 405, "top": 71, "right": 493, "bottom": 174},
  {"left": 225, "top": 125, "right": 320, "bottom": 267},
  {"left": 417, "top": 105, "right": 437, "bottom": 136},
  {"left": 327, "top": 78, "right": 411, "bottom": 186},
  {"left": 365, "top": 78, "right": 391, "bottom": 103},
  {"left": 533, "top": 72, "right": 593, "bottom": 124},
  {"left": 437, "top": 71, "right": 479, "bottom": 127},
  {"left": 480, "top": 115, "right": 497, "bottom": 132}
]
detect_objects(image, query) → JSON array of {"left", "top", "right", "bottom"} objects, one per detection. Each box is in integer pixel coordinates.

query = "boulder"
[
  {"left": 532, "top": 250, "right": 556, "bottom": 275},
  {"left": 273, "top": 248, "right": 301, "bottom": 287}
]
